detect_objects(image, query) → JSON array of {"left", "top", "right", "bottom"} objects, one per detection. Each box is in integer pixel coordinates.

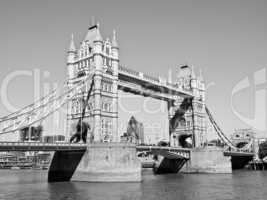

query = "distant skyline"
[{"left": 1, "top": 0, "right": 267, "bottom": 138}]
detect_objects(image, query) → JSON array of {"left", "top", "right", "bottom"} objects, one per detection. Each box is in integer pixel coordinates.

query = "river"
[{"left": 0, "top": 169, "right": 266, "bottom": 200}]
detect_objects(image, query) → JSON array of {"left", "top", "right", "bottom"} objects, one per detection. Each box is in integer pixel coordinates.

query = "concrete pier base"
[
  {"left": 182, "top": 147, "right": 232, "bottom": 173},
  {"left": 72, "top": 143, "right": 142, "bottom": 182}
]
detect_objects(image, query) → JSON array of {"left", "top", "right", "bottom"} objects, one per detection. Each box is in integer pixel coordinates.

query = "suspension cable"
[
  {"left": 205, "top": 106, "right": 253, "bottom": 151},
  {"left": 0, "top": 73, "right": 94, "bottom": 134}
]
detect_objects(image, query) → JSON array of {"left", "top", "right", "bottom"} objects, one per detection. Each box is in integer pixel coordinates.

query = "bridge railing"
[
  {"left": 224, "top": 146, "right": 254, "bottom": 153},
  {"left": 136, "top": 146, "right": 191, "bottom": 159},
  {"left": 119, "top": 65, "right": 140, "bottom": 77},
  {"left": 137, "top": 145, "right": 191, "bottom": 152},
  {"left": 0, "top": 141, "right": 87, "bottom": 148},
  {"left": 143, "top": 73, "right": 160, "bottom": 83}
]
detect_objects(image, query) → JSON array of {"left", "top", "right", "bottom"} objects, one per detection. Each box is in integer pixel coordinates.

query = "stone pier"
[
  {"left": 72, "top": 143, "right": 142, "bottom": 182},
  {"left": 182, "top": 147, "right": 232, "bottom": 173}
]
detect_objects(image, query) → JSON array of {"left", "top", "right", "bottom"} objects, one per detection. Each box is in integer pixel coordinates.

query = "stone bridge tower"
[
  {"left": 66, "top": 22, "right": 119, "bottom": 143},
  {"left": 170, "top": 65, "right": 206, "bottom": 148}
]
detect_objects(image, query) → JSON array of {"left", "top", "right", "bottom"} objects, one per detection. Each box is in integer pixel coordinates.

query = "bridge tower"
[
  {"left": 171, "top": 66, "right": 206, "bottom": 148},
  {"left": 66, "top": 22, "right": 119, "bottom": 143},
  {"left": 191, "top": 68, "right": 206, "bottom": 147}
]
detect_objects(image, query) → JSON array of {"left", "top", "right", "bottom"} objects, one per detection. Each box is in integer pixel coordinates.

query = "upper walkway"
[
  {"left": 223, "top": 150, "right": 254, "bottom": 157},
  {"left": 118, "top": 65, "right": 193, "bottom": 101}
]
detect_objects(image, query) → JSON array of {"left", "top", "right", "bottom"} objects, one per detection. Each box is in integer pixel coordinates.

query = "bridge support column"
[
  {"left": 112, "top": 79, "right": 119, "bottom": 142},
  {"left": 181, "top": 148, "right": 232, "bottom": 173},
  {"left": 93, "top": 72, "right": 102, "bottom": 142},
  {"left": 192, "top": 99, "right": 206, "bottom": 148},
  {"left": 72, "top": 143, "right": 142, "bottom": 182}
]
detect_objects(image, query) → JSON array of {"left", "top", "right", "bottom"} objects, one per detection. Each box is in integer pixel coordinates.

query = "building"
[
  {"left": 66, "top": 21, "right": 206, "bottom": 147},
  {"left": 231, "top": 128, "right": 255, "bottom": 147},
  {"left": 42, "top": 135, "right": 65, "bottom": 143},
  {"left": 170, "top": 66, "right": 206, "bottom": 147},
  {"left": 66, "top": 22, "right": 119, "bottom": 143},
  {"left": 20, "top": 126, "right": 43, "bottom": 142}
]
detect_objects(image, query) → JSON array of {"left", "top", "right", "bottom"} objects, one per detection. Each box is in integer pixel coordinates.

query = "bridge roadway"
[
  {"left": 224, "top": 150, "right": 254, "bottom": 157},
  {"left": 0, "top": 142, "right": 253, "bottom": 158},
  {"left": 0, "top": 142, "right": 87, "bottom": 151},
  {"left": 0, "top": 142, "right": 190, "bottom": 156}
]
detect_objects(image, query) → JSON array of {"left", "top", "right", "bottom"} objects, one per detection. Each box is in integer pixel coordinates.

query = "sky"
[{"left": 0, "top": 0, "right": 267, "bottom": 139}]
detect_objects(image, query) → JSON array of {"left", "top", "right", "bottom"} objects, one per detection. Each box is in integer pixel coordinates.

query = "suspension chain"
[{"left": 205, "top": 106, "right": 253, "bottom": 151}]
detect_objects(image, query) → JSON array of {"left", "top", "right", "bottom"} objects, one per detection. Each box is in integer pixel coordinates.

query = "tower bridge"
[{"left": 0, "top": 21, "right": 255, "bottom": 182}]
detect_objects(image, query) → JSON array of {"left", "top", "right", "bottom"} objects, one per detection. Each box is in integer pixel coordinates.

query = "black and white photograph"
[{"left": 0, "top": 0, "right": 266, "bottom": 199}]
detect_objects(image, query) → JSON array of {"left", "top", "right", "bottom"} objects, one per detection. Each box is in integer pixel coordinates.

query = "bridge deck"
[
  {"left": 0, "top": 142, "right": 192, "bottom": 155},
  {"left": 0, "top": 142, "right": 87, "bottom": 151},
  {"left": 137, "top": 146, "right": 191, "bottom": 159},
  {"left": 223, "top": 150, "right": 254, "bottom": 157},
  {"left": 118, "top": 66, "right": 193, "bottom": 100}
]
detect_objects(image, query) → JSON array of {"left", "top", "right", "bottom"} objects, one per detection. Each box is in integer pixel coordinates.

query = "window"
[
  {"left": 102, "top": 82, "right": 112, "bottom": 92},
  {"left": 106, "top": 47, "right": 110, "bottom": 55},
  {"left": 187, "top": 121, "right": 191, "bottom": 127},
  {"left": 101, "top": 118, "right": 112, "bottom": 142},
  {"left": 108, "top": 85, "right": 112, "bottom": 92},
  {"left": 106, "top": 58, "right": 111, "bottom": 67},
  {"left": 102, "top": 102, "right": 111, "bottom": 112},
  {"left": 77, "top": 71, "right": 86, "bottom": 78},
  {"left": 103, "top": 57, "right": 106, "bottom": 66}
]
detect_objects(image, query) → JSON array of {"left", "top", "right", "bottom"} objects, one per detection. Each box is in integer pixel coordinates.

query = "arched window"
[
  {"left": 106, "top": 47, "right": 110, "bottom": 55},
  {"left": 104, "top": 103, "right": 108, "bottom": 111},
  {"left": 77, "top": 71, "right": 86, "bottom": 78}
]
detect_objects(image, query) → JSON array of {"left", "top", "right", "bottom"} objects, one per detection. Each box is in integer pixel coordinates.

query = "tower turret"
[
  {"left": 190, "top": 66, "right": 199, "bottom": 98},
  {"left": 198, "top": 69, "right": 205, "bottom": 102},
  {"left": 67, "top": 34, "right": 76, "bottom": 79},
  {"left": 111, "top": 29, "right": 119, "bottom": 142},
  {"left": 93, "top": 22, "right": 103, "bottom": 71},
  {"left": 111, "top": 30, "right": 119, "bottom": 76}
]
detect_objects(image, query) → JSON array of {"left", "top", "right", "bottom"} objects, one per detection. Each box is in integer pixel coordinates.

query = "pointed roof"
[
  {"left": 129, "top": 116, "right": 138, "bottom": 125},
  {"left": 112, "top": 29, "right": 118, "bottom": 48},
  {"left": 191, "top": 66, "right": 196, "bottom": 79},
  {"left": 198, "top": 69, "right": 204, "bottom": 82},
  {"left": 68, "top": 34, "right": 76, "bottom": 52},
  {"left": 95, "top": 22, "right": 103, "bottom": 41},
  {"left": 83, "top": 22, "right": 102, "bottom": 43}
]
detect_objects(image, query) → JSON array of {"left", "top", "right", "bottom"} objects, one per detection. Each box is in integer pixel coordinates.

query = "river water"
[{"left": 0, "top": 169, "right": 266, "bottom": 200}]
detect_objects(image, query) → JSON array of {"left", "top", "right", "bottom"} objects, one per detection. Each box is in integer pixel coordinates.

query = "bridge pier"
[
  {"left": 181, "top": 148, "right": 232, "bottom": 173},
  {"left": 223, "top": 151, "right": 254, "bottom": 170},
  {"left": 71, "top": 143, "right": 142, "bottom": 182}
]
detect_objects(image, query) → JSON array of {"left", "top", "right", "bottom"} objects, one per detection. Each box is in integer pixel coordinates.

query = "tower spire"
[
  {"left": 68, "top": 34, "right": 76, "bottom": 52},
  {"left": 112, "top": 29, "right": 118, "bottom": 47},
  {"left": 191, "top": 65, "right": 196, "bottom": 79},
  {"left": 91, "top": 16, "right": 95, "bottom": 26},
  {"left": 95, "top": 22, "right": 103, "bottom": 41},
  {"left": 199, "top": 69, "right": 204, "bottom": 82}
]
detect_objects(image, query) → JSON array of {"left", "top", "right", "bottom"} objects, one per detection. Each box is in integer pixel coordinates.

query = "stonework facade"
[
  {"left": 66, "top": 22, "right": 206, "bottom": 147},
  {"left": 66, "top": 23, "right": 119, "bottom": 143},
  {"left": 170, "top": 66, "right": 206, "bottom": 148}
]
